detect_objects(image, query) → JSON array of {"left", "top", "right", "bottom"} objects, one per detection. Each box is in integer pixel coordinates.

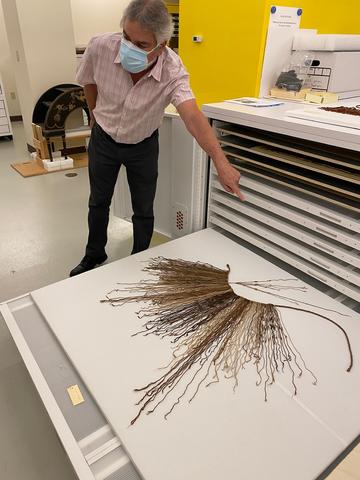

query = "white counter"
[{"left": 203, "top": 99, "right": 360, "bottom": 152}]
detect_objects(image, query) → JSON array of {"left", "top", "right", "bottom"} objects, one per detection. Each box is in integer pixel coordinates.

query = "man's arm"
[
  {"left": 84, "top": 84, "right": 98, "bottom": 128},
  {"left": 176, "top": 99, "right": 245, "bottom": 200}
]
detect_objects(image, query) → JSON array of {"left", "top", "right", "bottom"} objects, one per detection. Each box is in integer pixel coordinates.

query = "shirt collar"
[
  {"left": 114, "top": 38, "right": 122, "bottom": 64},
  {"left": 148, "top": 51, "right": 164, "bottom": 82},
  {"left": 114, "top": 36, "right": 165, "bottom": 82}
]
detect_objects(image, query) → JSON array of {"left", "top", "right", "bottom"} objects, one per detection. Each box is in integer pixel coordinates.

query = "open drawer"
[
  {"left": 2, "top": 227, "right": 360, "bottom": 480},
  {"left": 0, "top": 294, "right": 141, "bottom": 480}
]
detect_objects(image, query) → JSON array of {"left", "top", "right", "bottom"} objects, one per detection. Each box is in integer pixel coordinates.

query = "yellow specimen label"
[{"left": 67, "top": 384, "right": 85, "bottom": 406}]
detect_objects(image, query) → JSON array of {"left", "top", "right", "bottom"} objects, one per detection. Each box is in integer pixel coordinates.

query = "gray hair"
[{"left": 120, "top": 0, "right": 174, "bottom": 44}]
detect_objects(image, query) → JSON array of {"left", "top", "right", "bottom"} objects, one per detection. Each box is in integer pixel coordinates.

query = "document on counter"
[{"left": 225, "top": 97, "right": 284, "bottom": 107}]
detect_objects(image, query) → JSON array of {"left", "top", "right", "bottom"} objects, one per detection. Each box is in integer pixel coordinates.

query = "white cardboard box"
[{"left": 43, "top": 157, "right": 74, "bottom": 171}]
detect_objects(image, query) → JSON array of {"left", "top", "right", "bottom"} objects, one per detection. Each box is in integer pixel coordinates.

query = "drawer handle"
[
  {"left": 310, "top": 257, "right": 330, "bottom": 270},
  {"left": 313, "top": 242, "right": 335, "bottom": 255},
  {"left": 315, "top": 226, "right": 338, "bottom": 239},
  {"left": 307, "top": 270, "right": 329, "bottom": 284},
  {"left": 319, "top": 212, "right": 342, "bottom": 223}
]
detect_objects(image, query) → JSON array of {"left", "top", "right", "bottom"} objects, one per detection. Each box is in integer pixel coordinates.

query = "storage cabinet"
[
  {"left": 114, "top": 109, "right": 207, "bottom": 239},
  {"left": 0, "top": 74, "right": 13, "bottom": 139},
  {"left": 206, "top": 118, "right": 360, "bottom": 308}
]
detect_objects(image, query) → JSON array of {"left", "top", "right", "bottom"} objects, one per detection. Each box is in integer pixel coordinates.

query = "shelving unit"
[
  {"left": 206, "top": 118, "right": 360, "bottom": 307},
  {"left": 0, "top": 73, "right": 13, "bottom": 140}
]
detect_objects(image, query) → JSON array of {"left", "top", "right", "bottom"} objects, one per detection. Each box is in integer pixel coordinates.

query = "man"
[{"left": 70, "top": 0, "right": 243, "bottom": 277}]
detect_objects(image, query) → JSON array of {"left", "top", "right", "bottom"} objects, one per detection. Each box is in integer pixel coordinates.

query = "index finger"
[{"left": 232, "top": 183, "right": 245, "bottom": 201}]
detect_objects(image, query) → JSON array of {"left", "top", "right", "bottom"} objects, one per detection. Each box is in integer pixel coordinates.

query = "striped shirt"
[{"left": 76, "top": 32, "right": 195, "bottom": 144}]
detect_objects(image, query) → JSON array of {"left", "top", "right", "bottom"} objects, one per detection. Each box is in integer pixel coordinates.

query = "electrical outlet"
[{"left": 10, "top": 92, "right": 16, "bottom": 100}]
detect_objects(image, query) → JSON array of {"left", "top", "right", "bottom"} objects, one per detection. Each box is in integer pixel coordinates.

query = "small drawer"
[
  {"left": 0, "top": 124, "right": 10, "bottom": 134},
  {"left": 0, "top": 116, "right": 9, "bottom": 126},
  {"left": 0, "top": 295, "right": 141, "bottom": 480},
  {"left": 0, "top": 108, "right": 6, "bottom": 117},
  {"left": 0, "top": 99, "right": 4, "bottom": 108}
]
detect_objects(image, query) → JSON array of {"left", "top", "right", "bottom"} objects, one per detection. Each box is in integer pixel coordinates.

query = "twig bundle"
[{"left": 101, "top": 257, "right": 353, "bottom": 425}]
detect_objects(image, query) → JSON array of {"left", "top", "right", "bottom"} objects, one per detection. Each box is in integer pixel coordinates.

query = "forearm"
[
  {"left": 179, "top": 103, "right": 244, "bottom": 200},
  {"left": 184, "top": 110, "right": 229, "bottom": 169},
  {"left": 84, "top": 84, "right": 98, "bottom": 125}
]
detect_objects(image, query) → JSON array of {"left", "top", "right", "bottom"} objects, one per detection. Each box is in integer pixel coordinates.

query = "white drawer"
[
  {"left": 0, "top": 124, "right": 10, "bottom": 134},
  {"left": 0, "top": 99, "right": 4, "bottom": 108},
  {"left": 209, "top": 202, "right": 360, "bottom": 285},
  {"left": 0, "top": 295, "right": 141, "bottom": 480},
  {"left": 211, "top": 175, "right": 360, "bottom": 246},
  {"left": 209, "top": 214, "right": 360, "bottom": 302},
  {"left": 210, "top": 190, "right": 360, "bottom": 267},
  {"left": 0, "top": 116, "right": 9, "bottom": 126},
  {"left": 0, "top": 108, "right": 6, "bottom": 117}
]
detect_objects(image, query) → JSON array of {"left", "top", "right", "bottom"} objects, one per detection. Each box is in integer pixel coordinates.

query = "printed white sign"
[{"left": 269, "top": 6, "right": 302, "bottom": 28}]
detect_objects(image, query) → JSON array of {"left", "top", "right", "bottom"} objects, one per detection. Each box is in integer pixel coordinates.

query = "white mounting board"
[
  {"left": 287, "top": 105, "right": 360, "bottom": 130},
  {"left": 30, "top": 229, "right": 360, "bottom": 480}
]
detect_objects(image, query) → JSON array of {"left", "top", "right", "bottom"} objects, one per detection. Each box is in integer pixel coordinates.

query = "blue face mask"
[{"left": 120, "top": 38, "right": 158, "bottom": 74}]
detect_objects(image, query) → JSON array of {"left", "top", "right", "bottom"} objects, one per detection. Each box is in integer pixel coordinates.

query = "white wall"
[
  {"left": 2, "top": 0, "right": 77, "bottom": 146},
  {"left": 70, "top": 0, "right": 129, "bottom": 45},
  {"left": 0, "top": 1, "right": 21, "bottom": 116},
  {"left": 0, "top": 0, "right": 130, "bottom": 122}
]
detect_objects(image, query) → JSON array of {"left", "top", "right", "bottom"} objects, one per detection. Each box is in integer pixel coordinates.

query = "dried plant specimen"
[
  {"left": 101, "top": 257, "right": 353, "bottom": 425},
  {"left": 321, "top": 105, "right": 360, "bottom": 117}
]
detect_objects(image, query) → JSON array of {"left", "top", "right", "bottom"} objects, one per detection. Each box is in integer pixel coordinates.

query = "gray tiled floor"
[{"left": 0, "top": 122, "right": 167, "bottom": 479}]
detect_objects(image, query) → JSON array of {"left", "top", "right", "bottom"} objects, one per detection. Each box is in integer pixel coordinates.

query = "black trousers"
[{"left": 85, "top": 123, "right": 159, "bottom": 258}]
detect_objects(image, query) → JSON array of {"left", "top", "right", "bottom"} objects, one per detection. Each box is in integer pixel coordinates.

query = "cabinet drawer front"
[{"left": 0, "top": 124, "right": 10, "bottom": 134}]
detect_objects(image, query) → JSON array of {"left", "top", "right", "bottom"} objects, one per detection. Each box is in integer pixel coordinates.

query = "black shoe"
[{"left": 69, "top": 254, "right": 108, "bottom": 277}]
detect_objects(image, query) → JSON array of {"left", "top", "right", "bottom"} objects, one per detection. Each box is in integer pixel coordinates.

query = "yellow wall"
[
  {"left": 180, "top": 0, "right": 360, "bottom": 106},
  {"left": 179, "top": 0, "right": 266, "bottom": 106}
]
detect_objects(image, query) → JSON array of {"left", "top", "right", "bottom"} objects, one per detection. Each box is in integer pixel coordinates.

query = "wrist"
[{"left": 212, "top": 152, "right": 230, "bottom": 171}]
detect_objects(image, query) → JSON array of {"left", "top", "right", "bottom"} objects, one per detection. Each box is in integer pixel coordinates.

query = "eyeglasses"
[{"left": 122, "top": 32, "right": 158, "bottom": 53}]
